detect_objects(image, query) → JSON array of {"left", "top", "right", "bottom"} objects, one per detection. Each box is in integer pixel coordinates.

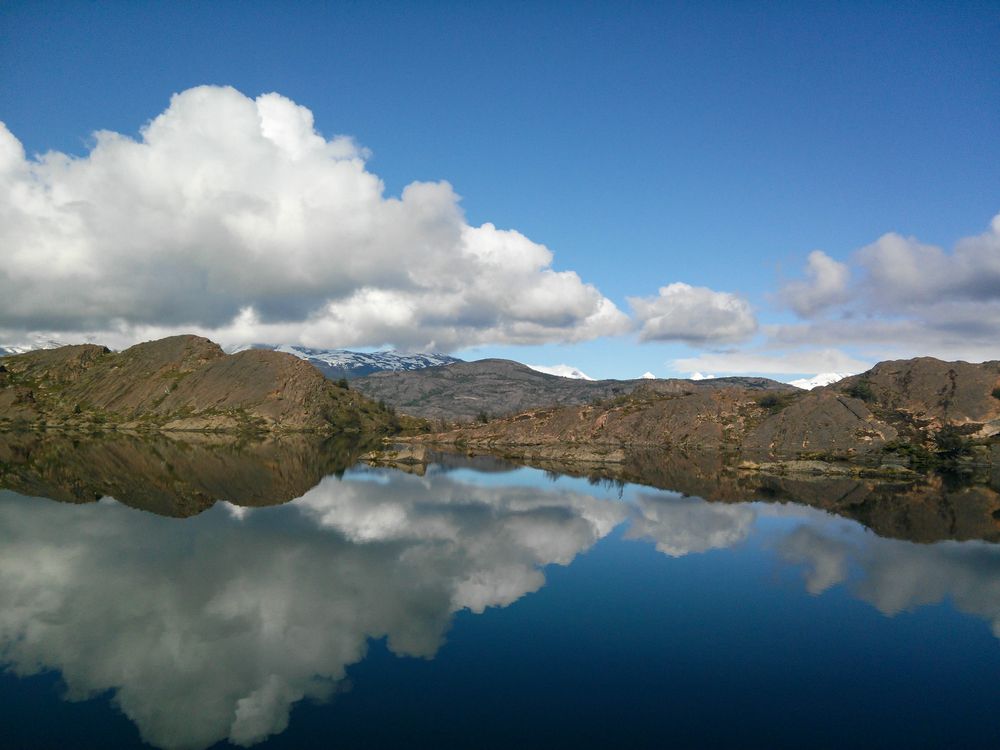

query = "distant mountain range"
[
  {"left": 229, "top": 344, "right": 462, "bottom": 380},
  {"left": 352, "top": 358, "right": 793, "bottom": 422},
  {"left": 0, "top": 337, "right": 67, "bottom": 357},
  {"left": 788, "top": 372, "right": 852, "bottom": 390}
]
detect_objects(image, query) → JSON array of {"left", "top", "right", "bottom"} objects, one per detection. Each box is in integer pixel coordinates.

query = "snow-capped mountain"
[
  {"left": 526, "top": 364, "right": 595, "bottom": 380},
  {"left": 788, "top": 372, "right": 852, "bottom": 390},
  {"left": 640, "top": 372, "right": 656, "bottom": 379},
  {"left": 230, "top": 344, "right": 462, "bottom": 380},
  {"left": 0, "top": 337, "right": 67, "bottom": 357}
]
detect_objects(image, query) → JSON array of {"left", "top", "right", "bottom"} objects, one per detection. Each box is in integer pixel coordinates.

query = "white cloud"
[
  {"left": 674, "top": 347, "right": 871, "bottom": 376},
  {"left": 772, "top": 214, "right": 1000, "bottom": 362},
  {"left": 0, "top": 86, "right": 629, "bottom": 351},
  {"left": 779, "top": 250, "right": 850, "bottom": 317},
  {"left": 857, "top": 216, "right": 1000, "bottom": 309},
  {"left": 629, "top": 282, "right": 757, "bottom": 344}
]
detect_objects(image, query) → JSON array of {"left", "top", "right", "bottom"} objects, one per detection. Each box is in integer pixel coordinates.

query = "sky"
[{"left": 1, "top": 1, "right": 998, "bottom": 380}]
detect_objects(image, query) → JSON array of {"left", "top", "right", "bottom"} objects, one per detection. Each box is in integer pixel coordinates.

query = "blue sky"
[{"left": 1, "top": 1, "right": 998, "bottom": 379}]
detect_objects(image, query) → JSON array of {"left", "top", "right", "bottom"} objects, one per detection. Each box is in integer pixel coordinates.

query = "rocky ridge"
[
  {"left": 406, "top": 357, "right": 1000, "bottom": 468},
  {"left": 0, "top": 335, "right": 405, "bottom": 434}
]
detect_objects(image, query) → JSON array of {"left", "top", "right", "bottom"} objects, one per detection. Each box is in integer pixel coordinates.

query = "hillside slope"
[
  {"left": 412, "top": 358, "right": 1000, "bottom": 464},
  {"left": 0, "top": 335, "right": 402, "bottom": 434},
  {"left": 353, "top": 358, "right": 793, "bottom": 421}
]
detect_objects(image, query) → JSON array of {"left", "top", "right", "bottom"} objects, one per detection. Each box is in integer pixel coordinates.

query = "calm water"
[{"left": 2, "top": 434, "right": 1000, "bottom": 749}]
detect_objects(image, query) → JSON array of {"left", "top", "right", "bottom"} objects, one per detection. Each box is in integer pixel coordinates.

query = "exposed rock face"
[
  {"left": 743, "top": 392, "right": 898, "bottom": 454},
  {"left": 0, "top": 335, "right": 400, "bottom": 434},
  {"left": 834, "top": 357, "right": 1000, "bottom": 435},
  {"left": 413, "top": 357, "right": 999, "bottom": 463},
  {"left": 354, "top": 358, "right": 793, "bottom": 422}
]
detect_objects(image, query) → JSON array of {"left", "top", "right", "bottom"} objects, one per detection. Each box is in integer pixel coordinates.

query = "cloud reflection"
[
  {"left": 0, "top": 471, "right": 625, "bottom": 749},
  {"left": 2, "top": 464, "right": 1000, "bottom": 750}
]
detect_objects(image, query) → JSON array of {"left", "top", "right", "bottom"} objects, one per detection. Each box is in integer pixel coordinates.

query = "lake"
[{"left": 1, "top": 433, "right": 999, "bottom": 748}]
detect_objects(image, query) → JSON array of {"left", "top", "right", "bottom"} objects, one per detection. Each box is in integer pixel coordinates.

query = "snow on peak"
[
  {"left": 527, "top": 364, "right": 595, "bottom": 380},
  {"left": 228, "top": 344, "right": 462, "bottom": 377},
  {"left": 641, "top": 371, "right": 656, "bottom": 379},
  {"left": 0, "top": 337, "right": 67, "bottom": 355},
  {"left": 788, "top": 372, "right": 852, "bottom": 390},
  {"left": 688, "top": 371, "right": 717, "bottom": 381}
]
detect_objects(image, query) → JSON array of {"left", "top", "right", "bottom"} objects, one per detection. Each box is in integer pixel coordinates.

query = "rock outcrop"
[
  {"left": 412, "top": 357, "right": 999, "bottom": 465},
  {"left": 0, "top": 335, "right": 403, "bottom": 434}
]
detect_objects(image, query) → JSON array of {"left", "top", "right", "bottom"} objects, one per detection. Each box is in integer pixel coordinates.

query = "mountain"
[
  {"left": 230, "top": 344, "right": 461, "bottom": 380},
  {"left": 0, "top": 335, "right": 405, "bottom": 434},
  {"left": 526, "top": 364, "right": 594, "bottom": 380},
  {"left": 788, "top": 372, "right": 852, "bottom": 390},
  {"left": 352, "top": 358, "right": 794, "bottom": 422},
  {"left": 409, "top": 357, "right": 1000, "bottom": 466},
  {"left": 0, "top": 337, "right": 67, "bottom": 357}
]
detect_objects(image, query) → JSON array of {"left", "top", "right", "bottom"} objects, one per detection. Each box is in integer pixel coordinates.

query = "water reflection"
[
  {"left": 1, "top": 437, "right": 999, "bottom": 748},
  {"left": 0, "top": 468, "right": 624, "bottom": 748},
  {"left": 0, "top": 431, "right": 367, "bottom": 516}
]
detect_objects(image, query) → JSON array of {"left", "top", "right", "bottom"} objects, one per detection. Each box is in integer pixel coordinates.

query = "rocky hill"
[
  {"left": 409, "top": 357, "right": 1000, "bottom": 467},
  {"left": 0, "top": 335, "right": 405, "bottom": 434},
  {"left": 353, "top": 358, "right": 793, "bottom": 422}
]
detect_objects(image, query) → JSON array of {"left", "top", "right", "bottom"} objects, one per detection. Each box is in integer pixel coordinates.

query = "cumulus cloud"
[
  {"left": 858, "top": 217, "right": 1000, "bottom": 309},
  {"left": 779, "top": 250, "right": 850, "bottom": 317},
  {"left": 771, "top": 214, "right": 1000, "bottom": 362},
  {"left": 629, "top": 282, "right": 757, "bottom": 344},
  {"left": 0, "top": 86, "right": 629, "bottom": 351}
]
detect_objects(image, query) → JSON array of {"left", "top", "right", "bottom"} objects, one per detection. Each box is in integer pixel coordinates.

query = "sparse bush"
[
  {"left": 336, "top": 378, "right": 349, "bottom": 389},
  {"left": 934, "top": 424, "right": 973, "bottom": 460},
  {"left": 477, "top": 410, "right": 490, "bottom": 424},
  {"left": 845, "top": 380, "right": 875, "bottom": 403},
  {"left": 992, "top": 386, "right": 1000, "bottom": 401}
]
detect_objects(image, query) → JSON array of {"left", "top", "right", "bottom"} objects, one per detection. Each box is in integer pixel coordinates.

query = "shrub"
[
  {"left": 934, "top": 424, "right": 973, "bottom": 460},
  {"left": 845, "top": 380, "right": 875, "bottom": 402},
  {"left": 336, "top": 378, "right": 349, "bottom": 389},
  {"left": 992, "top": 386, "right": 1000, "bottom": 401}
]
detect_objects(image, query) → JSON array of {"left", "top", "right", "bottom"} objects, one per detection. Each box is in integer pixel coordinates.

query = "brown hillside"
[{"left": 0, "top": 335, "right": 401, "bottom": 434}]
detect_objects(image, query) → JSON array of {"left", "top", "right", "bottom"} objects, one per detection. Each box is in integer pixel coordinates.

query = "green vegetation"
[
  {"left": 992, "top": 386, "right": 1000, "bottom": 400},
  {"left": 755, "top": 392, "right": 799, "bottom": 414},
  {"left": 845, "top": 380, "right": 875, "bottom": 402}
]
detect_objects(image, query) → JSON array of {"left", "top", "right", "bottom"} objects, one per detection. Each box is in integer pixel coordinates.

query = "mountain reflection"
[
  {"left": 0, "top": 431, "right": 368, "bottom": 516},
  {"left": 1, "top": 439, "right": 1000, "bottom": 748}
]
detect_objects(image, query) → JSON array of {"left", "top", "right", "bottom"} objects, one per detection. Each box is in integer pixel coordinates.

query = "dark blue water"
[{"left": 2, "top": 462, "right": 999, "bottom": 749}]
